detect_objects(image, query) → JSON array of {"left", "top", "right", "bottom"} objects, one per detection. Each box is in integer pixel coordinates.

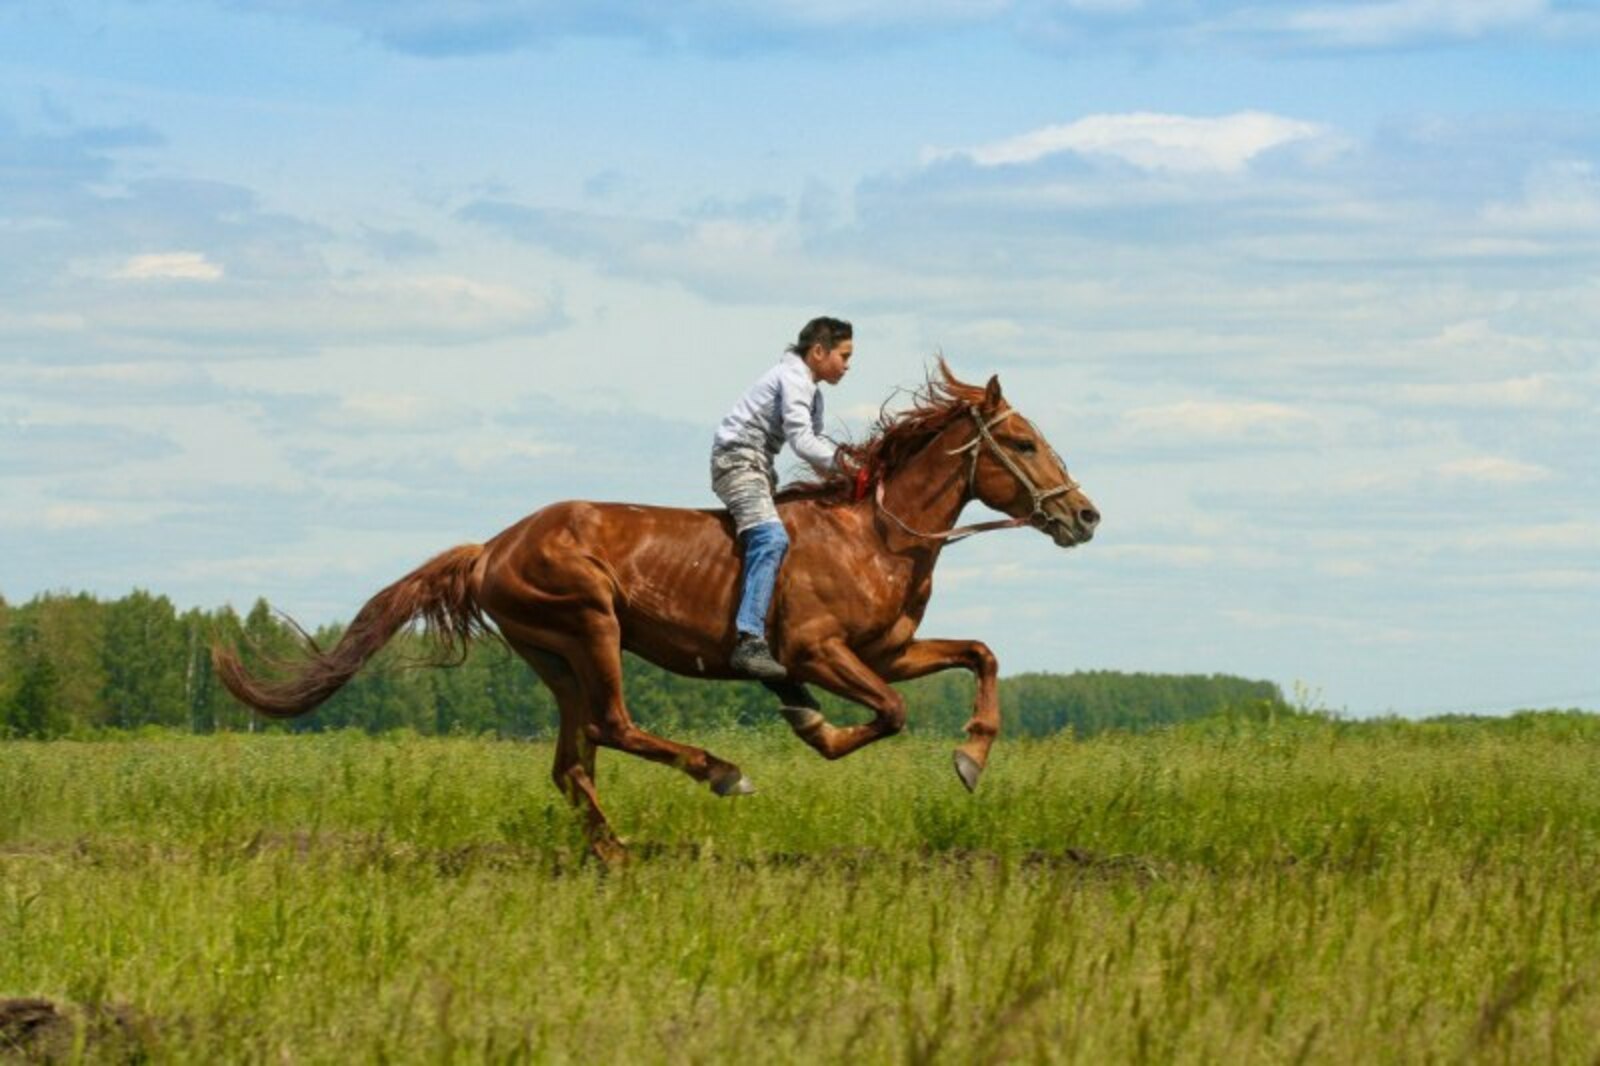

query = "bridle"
[{"left": 872, "top": 405, "right": 1080, "bottom": 544}]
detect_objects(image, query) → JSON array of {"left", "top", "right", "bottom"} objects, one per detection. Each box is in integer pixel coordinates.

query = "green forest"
[{"left": 0, "top": 589, "right": 1284, "bottom": 740}]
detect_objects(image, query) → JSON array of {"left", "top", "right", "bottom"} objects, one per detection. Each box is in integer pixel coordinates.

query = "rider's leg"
[
  {"left": 710, "top": 446, "right": 790, "bottom": 680},
  {"left": 735, "top": 519, "right": 789, "bottom": 637},
  {"left": 730, "top": 520, "right": 789, "bottom": 679}
]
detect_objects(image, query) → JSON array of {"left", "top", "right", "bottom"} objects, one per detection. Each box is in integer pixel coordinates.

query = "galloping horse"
[{"left": 214, "top": 362, "right": 1099, "bottom": 857}]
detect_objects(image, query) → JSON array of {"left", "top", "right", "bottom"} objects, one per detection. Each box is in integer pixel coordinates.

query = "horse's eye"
[{"left": 1013, "top": 440, "right": 1036, "bottom": 454}]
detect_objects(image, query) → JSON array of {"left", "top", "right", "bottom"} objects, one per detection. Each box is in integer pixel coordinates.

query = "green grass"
[{"left": 3, "top": 718, "right": 1600, "bottom": 1062}]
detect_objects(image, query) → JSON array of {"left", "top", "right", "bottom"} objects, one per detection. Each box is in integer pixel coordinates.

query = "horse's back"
[
  {"left": 476, "top": 494, "right": 886, "bottom": 673},
  {"left": 476, "top": 500, "right": 739, "bottom": 651},
  {"left": 484, "top": 499, "right": 735, "bottom": 560}
]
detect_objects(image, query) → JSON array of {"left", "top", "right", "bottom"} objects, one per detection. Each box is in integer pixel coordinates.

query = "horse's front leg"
[
  {"left": 778, "top": 638, "right": 908, "bottom": 761},
  {"left": 876, "top": 639, "right": 1000, "bottom": 792}
]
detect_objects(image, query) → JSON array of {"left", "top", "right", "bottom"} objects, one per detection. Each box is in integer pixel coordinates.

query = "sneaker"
[{"left": 731, "top": 635, "right": 788, "bottom": 681}]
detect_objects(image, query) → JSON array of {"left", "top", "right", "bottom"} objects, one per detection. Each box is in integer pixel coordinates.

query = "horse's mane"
[{"left": 778, "top": 358, "right": 987, "bottom": 506}]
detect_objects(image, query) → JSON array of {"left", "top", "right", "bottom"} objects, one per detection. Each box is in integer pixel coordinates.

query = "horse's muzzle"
[{"left": 1038, "top": 499, "right": 1099, "bottom": 547}]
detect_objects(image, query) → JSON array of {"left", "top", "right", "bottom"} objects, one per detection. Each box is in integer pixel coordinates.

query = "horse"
[{"left": 213, "top": 361, "right": 1100, "bottom": 859}]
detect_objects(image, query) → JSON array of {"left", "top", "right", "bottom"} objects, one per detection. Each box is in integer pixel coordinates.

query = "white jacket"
[{"left": 712, "top": 352, "right": 838, "bottom": 473}]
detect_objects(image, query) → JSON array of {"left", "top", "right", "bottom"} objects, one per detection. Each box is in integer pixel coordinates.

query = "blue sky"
[{"left": 2, "top": 1, "right": 1597, "bottom": 716}]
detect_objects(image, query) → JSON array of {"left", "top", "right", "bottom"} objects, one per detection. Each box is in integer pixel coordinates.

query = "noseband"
[{"left": 873, "top": 405, "right": 1080, "bottom": 544}]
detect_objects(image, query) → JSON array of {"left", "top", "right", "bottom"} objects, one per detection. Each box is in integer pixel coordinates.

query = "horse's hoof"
[
  {"left": 953, "top": 750, "right": 983, "bottom": 793},
  {"left": 711, "top": 772, "right": 756, "bottom": 797},
  {"left": 589, "top": 836, "right": 629, "bottom": 866}
]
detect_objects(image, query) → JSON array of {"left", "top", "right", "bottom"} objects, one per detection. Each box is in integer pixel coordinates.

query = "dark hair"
[{"left": 787, "top": 316, "right": 852, "bottom": 358}]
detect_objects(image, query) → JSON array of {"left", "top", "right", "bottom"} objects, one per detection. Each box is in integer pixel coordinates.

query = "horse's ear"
[{"left": 983, "top": 374, "right": 1004, "bottom": 409}]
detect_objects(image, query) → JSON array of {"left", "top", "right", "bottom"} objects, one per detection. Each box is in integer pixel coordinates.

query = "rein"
[{"left": 869, "top": 406, "right": 1079, "bottom": 544}]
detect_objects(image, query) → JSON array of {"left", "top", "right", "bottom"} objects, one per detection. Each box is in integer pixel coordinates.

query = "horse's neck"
[{"left": 877, "top": 429, "right": 970, "bottom": 551}]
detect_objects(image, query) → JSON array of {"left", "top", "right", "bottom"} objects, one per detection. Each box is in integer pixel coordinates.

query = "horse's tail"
[{"left": 211, "top": 544, "right": 489, "bottom": 720}]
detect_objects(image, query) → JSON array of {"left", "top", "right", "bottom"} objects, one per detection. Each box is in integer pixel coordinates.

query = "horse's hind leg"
[
  {"left": 567, "top": 610, "right": 754, "bottom": 796},
  {"left": 511, "top": 640, "right": 624, "bottom": 862}
]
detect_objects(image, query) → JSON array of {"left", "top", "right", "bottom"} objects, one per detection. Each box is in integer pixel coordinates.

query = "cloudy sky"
[{"left": 2, "top": 1, "right": 1597, "bottom": 716}]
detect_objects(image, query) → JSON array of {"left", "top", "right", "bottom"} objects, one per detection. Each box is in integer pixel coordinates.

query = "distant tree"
[
  {"left": 2, "top": 614, "right": 70, "bottom": 738},
  {"left": 196, "top": 605, "right": 254, "bottom": 732},
  {"left": 0, "top": 594, "right": 12, "bottom": 715},
  {"left": 179, "top": 607, "right": 220, "bottom": 732},
  {"left": 100, "top": 590, "right": 186, "bottom": 728},
  {"left": 0, "top": 586, "right": 1287, "bottom": 738},
  {"left": 476, "top": 640, "right": 558, "bottom": 736},
  {"left": 29, "top": 593, "right": 109, "bottom": 728},
  {"left": 319, "top": 631, "right": 435, "bottom": 733}
]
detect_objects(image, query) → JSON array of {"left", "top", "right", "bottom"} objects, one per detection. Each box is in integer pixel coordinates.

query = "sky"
[{"left": 1, "top": 1, "right": 1597, "bottom": 717}]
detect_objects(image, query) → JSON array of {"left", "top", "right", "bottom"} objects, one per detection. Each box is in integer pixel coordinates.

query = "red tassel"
[{"left": 853, "top": 464, "right": 872, "bottom": 502}]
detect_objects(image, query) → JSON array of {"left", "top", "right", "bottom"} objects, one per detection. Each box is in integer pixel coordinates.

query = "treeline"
[{"left": 0, "top": 589, "right": 1283, "bottom": 740}]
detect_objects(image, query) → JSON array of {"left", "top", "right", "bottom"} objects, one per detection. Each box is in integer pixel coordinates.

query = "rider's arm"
[{"left": 778, "top": 366, "right": 839, "bottom": 475}]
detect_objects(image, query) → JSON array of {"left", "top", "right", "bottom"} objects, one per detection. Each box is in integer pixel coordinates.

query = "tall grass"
[{"left": 3, "top": 716, "right": 1598, "bottom": 1062}]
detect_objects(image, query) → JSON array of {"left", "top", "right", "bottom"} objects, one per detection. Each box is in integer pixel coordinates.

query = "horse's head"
[{"left": 959, "top": 375, "right": 1100, "bottom": 548}]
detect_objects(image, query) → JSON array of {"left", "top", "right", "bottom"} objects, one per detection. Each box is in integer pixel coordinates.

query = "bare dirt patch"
[{"left": 0, "top": 998, "right": 150, "bottom": 1063}]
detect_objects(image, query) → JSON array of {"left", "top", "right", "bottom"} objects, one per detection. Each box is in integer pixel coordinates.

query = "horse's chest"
[
  {"left": 851, "top": 569, "right": 935, "bottom": 658},
  {"left": 902, "top": 574, "right": 934, "bottom": 619},
  {"left": 864, "top": 565, "right": 933, "bottom": 633}
]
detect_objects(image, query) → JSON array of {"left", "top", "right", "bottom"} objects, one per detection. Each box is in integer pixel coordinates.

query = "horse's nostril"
[{"left": 1080, "top": 508, "right": 1100, "bottom": 527}]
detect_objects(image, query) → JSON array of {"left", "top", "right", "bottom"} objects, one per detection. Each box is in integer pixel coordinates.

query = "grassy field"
[{"left": 3, "top": 715, "right": 1600, "bottom": 1062}]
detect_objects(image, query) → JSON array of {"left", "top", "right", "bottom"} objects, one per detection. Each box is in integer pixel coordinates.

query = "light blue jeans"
[
  {"left": 735, "top": 520, "right": 789, "bottom": 637},
  {"left": 711, "top": 444, "right": 791, "bottom": 638}
]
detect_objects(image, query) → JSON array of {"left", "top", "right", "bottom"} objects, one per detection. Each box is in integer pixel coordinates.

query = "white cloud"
[
  {"left": 46, "top": 271, "right": 562, "bottom": 355},
  {"left": 1221, "top": 606, "right": 1421, "bottom": 646},
  {"left": 174, "top": 548, "right": 387, "bottom": 585},
  {"left": 1442, "top": 568, "right": 1600, "bottom": 591},
  {"left": 1483, "top": 161, "right": 1600, "bottom": 233},
  {"left": 0, "top": 499, "right": 152, "bottom": 533},
  {"left": 1317, "top": 558, "right": 1379, "bottom": 578},
  {"left": 1121, "top": 399, "right": 1317, "bottom": 441},
  {"left": 1353, "top": 318, "right": 1598, "bottom": 383},
  {"left": 339, "top": 393, "right": 428, "bottom": 426},
  {"left": 112, "top": 252, "right": 224, "bottom": 282},
  {"left": 452, "top": 439, "right": 576, "bottom": 471},
  {"left": 325, "top": 275, "right": 554, "bottom": 337},
  {"left": 946, "top": 111, "right": 1326, "bottom": 173},
  {"left": 1281, "top": 0, "right": 1548, "bottom": 46},
  {"left": 756, "top": 0, "right": 1007, "bottom": 28},
  {"left": 14, "top": 362, "right": 205, "bottom": 390},
  {"left": 0, "top": 309, "right": 88, "bottom": 335},
  {"left": 1097, "top": 543, "right": 1216, "bottom": 567},
  {"left": 43, "top": 504, "right": 112, "bottom": 529},
  {"left": 1393, "top": 375, "right": 1587, "bottom": 410},
  {"left": 1436, "top": 455, "right": 1552, "bottom": 485},
  {"left": 1461, "top": 521, "right": 1600, "bottom": 552},
  {"left": 215, "top": 0, "right": 1591, "bottom": 55},
  {"left": 927, "top": 560, "right": 1038, "bottom": 586}
]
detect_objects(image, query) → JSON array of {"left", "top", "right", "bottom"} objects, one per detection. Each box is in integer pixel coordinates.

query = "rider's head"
[{"left": 790, "top": 316, "right": 853, "bottom": 386}]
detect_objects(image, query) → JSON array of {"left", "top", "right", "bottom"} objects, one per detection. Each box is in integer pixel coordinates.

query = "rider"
[{"left": 711, "top": 316, "right": 853, "bottom": 680}]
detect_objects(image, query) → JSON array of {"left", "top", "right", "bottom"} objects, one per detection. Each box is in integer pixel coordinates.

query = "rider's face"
[{"left": 806, "top": 339, "right": 853, "bottom": 385}]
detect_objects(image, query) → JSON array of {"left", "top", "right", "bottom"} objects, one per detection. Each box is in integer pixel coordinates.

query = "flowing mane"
[{"left": 779, "top": 358, "right": 988, "bottom": 504}]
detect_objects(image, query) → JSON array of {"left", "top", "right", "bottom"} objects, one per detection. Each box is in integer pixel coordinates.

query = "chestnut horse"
[{"left": 214, "top": 363, "right": 1099, "bottom": 856}]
